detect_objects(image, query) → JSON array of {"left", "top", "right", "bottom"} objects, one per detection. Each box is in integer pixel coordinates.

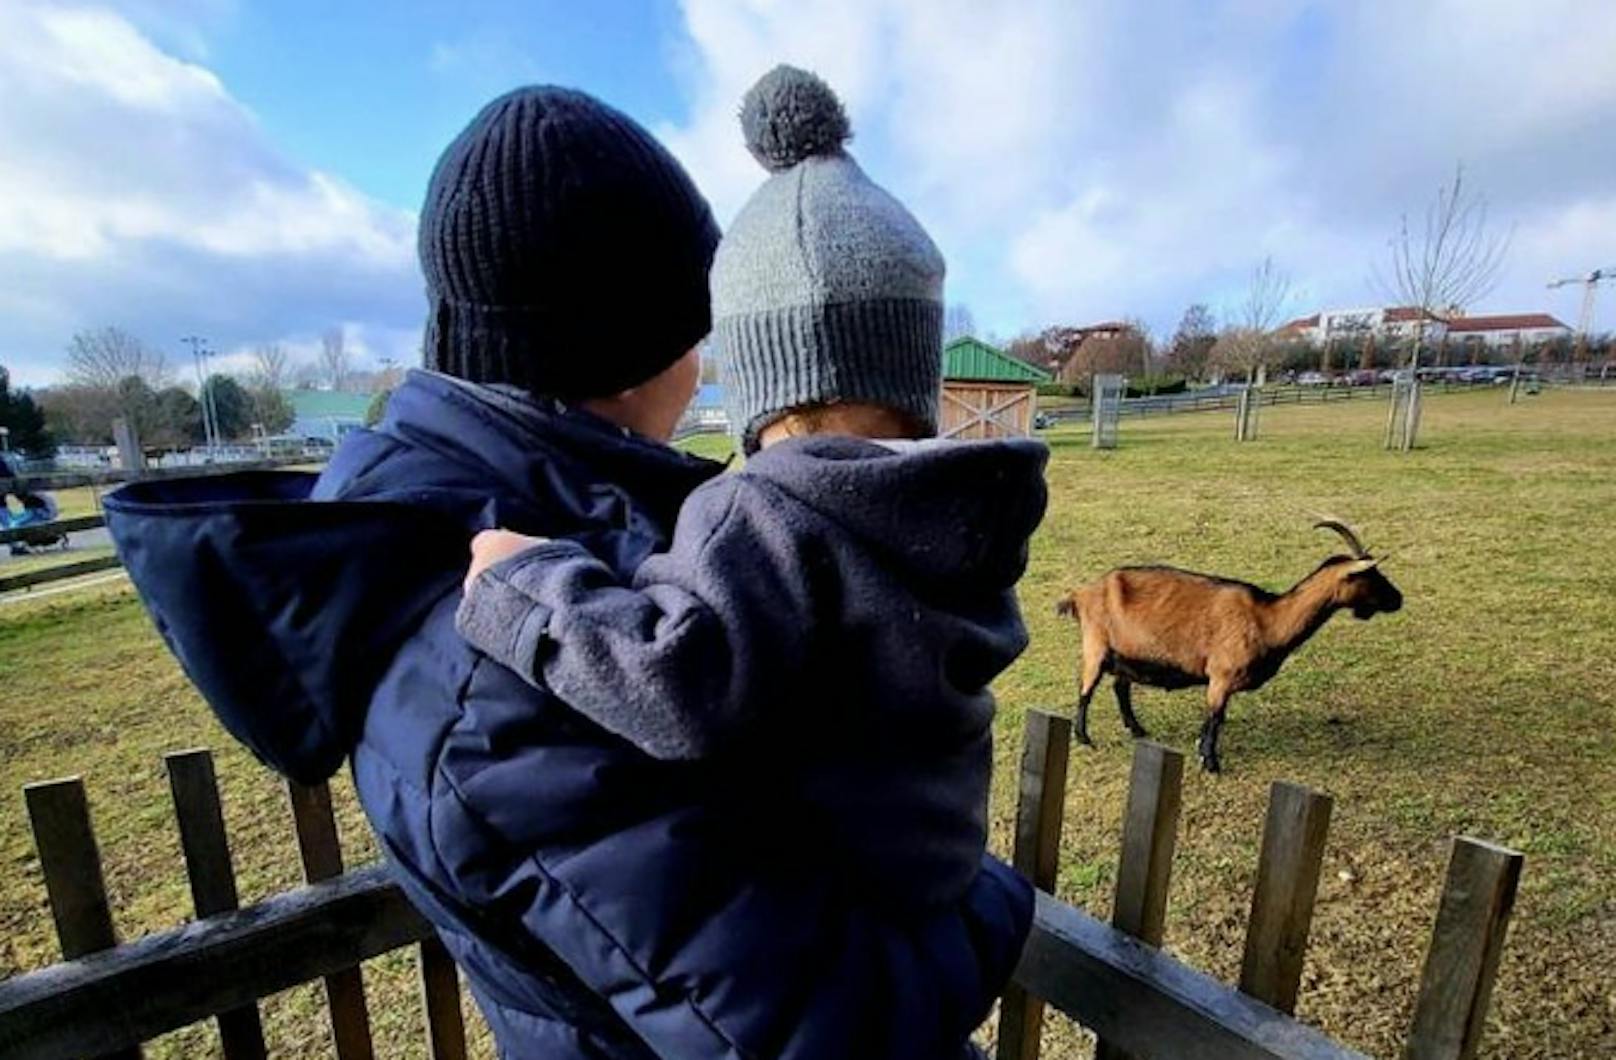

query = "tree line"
[{"left": 1, "top": 326, "right": 404, "bottom": 456}]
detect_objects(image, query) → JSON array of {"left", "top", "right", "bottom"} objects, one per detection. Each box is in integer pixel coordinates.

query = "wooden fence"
[
  {"left": 1042, "top": 385, "right": 1394, "bottom": 425},
  {"left": 998, "top": 710, "right": 1524, "bottom": 1060},
  {"left": 0, "top": 751, "right": 462, "bottom": 1060},
  {"left": 2, "top": 455, "right": 317, "bottom": 495},
  {"left": 0, "top": 716, "right": 1525, "bottom": 1059},
  {"left": 1043, "top": 372, "right": 1614, "bottom": 426}
]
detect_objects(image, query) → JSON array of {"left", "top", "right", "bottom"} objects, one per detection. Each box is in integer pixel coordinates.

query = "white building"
[
  {"left": 1278, "top": 306, "right": 1448, "bottom": 346},
  {"left": 1444, "top": 313, "right": 1571, "bottom": 350},
  {"left": 1279, "top": 307, "right": 1569, "bottom": 352}
]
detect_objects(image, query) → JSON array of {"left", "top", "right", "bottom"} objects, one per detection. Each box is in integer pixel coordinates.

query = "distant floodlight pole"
[
  {"left": 183, "top": 335, "right": 219, "bottom": 455},
  {"left": 204, "top": 344, "right": 224, "bottom": 449}
]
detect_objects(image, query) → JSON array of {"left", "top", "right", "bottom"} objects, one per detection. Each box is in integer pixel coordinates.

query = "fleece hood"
[{"left": 742, "top": 434, "right": 1049, "bottom": 592}]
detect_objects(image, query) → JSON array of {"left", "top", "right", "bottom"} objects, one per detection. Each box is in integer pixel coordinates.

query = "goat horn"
[{"left": 1311, "top": 515, "right": 1370, "bottom": 559}]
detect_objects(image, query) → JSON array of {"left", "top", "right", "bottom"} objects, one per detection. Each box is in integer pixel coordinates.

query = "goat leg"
[
  {"left": 1074, "top": 688, "right": 1096, "bottom": 746},
  {"left": 1198, "top": 707, "right": 1227, "bottom": 773},
  {"left": 1114, "top": 679, "right": 1149, "bottom": 739},
  {"left": 1073, "top": 652, "right": 1105, "bottom": 747}
]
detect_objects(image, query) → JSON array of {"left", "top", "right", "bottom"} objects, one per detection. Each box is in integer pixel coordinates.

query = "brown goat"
[{"left": 1055, "top": 519, "right": 1402, "bottom": 772}]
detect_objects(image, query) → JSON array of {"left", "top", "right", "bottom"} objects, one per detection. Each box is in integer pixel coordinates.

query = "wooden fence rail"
[
  {"left": 0, "top": 514, "right": 108, "bottom": 546},
  {"left": 2, "top": 455, "right": 315, "bottom": 494},
  {"left": 0, "top": 718, "right": 1524, "bottom": 1059},
  {"left": 0, "top": 556, "right": 124, "bottom": 595},
  {"left": 0, "top": 756, "right": 460, "bottom": 1060}
]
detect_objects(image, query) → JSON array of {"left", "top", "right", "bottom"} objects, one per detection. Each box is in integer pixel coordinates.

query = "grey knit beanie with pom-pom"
[{"left": 714, "top": 65, "right": 945, "bottom": 453}]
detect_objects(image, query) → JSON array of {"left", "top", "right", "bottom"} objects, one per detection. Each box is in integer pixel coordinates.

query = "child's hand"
[{"left": 466, "top": 529, "right": 551, "bottom": 592}]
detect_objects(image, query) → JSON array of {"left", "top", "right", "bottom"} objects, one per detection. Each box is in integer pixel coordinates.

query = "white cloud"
[
  {"left": 0, "top": 2, "right": 419, "bottom": 386},
  {"left": 661, "top": 0, "right": 1616, "bottom": 339}
]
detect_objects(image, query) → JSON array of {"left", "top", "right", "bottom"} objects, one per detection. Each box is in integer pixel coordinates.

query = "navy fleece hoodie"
[{"left": 457, "top": 435, "right": 1050, "bottom": 909}]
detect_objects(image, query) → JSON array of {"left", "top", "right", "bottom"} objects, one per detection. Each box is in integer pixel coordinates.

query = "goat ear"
[{"left": 1347, "top": 557, "right": 1380, "bottom": 574}]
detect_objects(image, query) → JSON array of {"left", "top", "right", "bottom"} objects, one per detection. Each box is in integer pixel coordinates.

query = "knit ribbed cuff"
[
  {"left": 717, "top": 298, "right": 942, "bottom": 452},
  {"left": 426, "top": 289, "right": 709, "bottom": 401}
]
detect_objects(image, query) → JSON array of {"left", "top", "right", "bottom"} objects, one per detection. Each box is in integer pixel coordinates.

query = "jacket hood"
[
  {"left": 105, "top": 371, "right": 722, "bottom": 784},
  {"left": 107, "top": 472, "right": 466, "bottom": 784},
  {"left": 742, "top": 435, "right": 1048, "bottom": 591}
]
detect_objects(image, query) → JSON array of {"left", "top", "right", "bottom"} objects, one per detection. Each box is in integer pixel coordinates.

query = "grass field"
[{"left": 2, "top": 388, "right": 1612, "bottom": 1058}]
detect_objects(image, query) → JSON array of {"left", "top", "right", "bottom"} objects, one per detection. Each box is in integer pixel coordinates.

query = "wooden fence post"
[
  {"left": 1094, "top": 742, "right": 1184, "bottom": 1060},
  {"left": 996, "top": 709, "right": 1072, "bottom": 1060},
  {"left": 418, "top": 937, "right": 468, "bottom": 1060},
  {"left": 166, "top": 750, "right": 268, "bottom": 1060},
  {"left": 1403, "top": 838, "right": 1524, "bottom": 1060},
  {"left": 288, "top": 781, "right": 376, "bottom": 1060},
  {"left": 1239, "top": 782, "right": 1333, "bottom": 1014},
  {"left": 23, "top": 777, "right": 143, "bottom": 1060}
]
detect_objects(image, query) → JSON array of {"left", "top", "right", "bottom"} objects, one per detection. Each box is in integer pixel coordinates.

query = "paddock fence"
[{"left": 0, "top": 711, "right": 1524, "bottom": 1059}]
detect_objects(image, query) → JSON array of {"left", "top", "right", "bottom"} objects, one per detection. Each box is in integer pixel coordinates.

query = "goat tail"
[{"left": 1054, "top": 591, "right": 1079, "bottom": 619}]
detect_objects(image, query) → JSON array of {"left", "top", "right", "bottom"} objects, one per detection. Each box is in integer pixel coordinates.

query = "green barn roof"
[
  {"left": 942, "top": 337, "right": 1051, "bottom": 383},
  {"left": 284, "top": 389, "right": 374, "bottom": 420}
]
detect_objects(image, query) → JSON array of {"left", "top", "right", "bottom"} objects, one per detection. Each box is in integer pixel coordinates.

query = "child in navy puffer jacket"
[{"left": 456, "top": 66, "right": 1048, "bottom": 916}]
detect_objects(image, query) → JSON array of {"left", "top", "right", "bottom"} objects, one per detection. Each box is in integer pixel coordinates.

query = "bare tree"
[
  {"left": 64, "top": 327, "right": 168, "bottom": 390},
  {"left": 1240, "top": 256, "right": 1294, "bottom": 336},
  {"left": 1069, "top": 327, "right": 1149, "bottom": 382},
  {"left": 250, "top": 344, "right": 291, "bottom": 392},
  {"left": 290, "top": 362, "right": 321, "bottom": 389},
  {"left": 1374, "top": 163, "right": 1510, "bottom": 369},
  {"left": 1166, "top": 303, "right": 1218, "bottom": 380},
  {"left": 318, "top": 328, "right": 350, "bottom": 391},
  {"left": 1214, "top": 257, "right": 1295, "bottom": 383},
  {"left": 244, "top": 344, "right": 295, "bottom": 434},
  {"left": 943, "top": 303, "right": 977, "bottom": 343}
]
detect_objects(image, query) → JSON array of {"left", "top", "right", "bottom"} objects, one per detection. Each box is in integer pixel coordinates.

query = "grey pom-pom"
[{"left": 739, "top": 65, "right": 850, "bottom": 172}]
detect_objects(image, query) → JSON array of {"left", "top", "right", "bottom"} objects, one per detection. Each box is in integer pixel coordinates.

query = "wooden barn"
[{"left": 940, "top": 336, "right": 1051, "bottom": 439}]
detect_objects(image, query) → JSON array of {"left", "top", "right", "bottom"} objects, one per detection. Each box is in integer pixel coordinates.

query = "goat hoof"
[
  {"left": 1200, "top": 756, "right": 1222, "bottom": 774},
  {"left": 1074, "top": 731, "right": 1095, "bottom": 748},
  {"left": 1128, "top": 727, "right": 1150, "bottom": 740}
]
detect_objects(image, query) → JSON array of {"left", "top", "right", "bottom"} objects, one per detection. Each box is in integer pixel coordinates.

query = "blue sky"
[
  {"left": 3, "top": 0, "right": 1615, "bottom": 386},
  {"left": 193, "top": 1, "right": 689, "bottom": 211}
]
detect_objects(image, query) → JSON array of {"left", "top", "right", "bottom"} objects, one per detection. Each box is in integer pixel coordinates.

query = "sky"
[{"left": 3, "top": 0, "right": 1614, "bottom": 387}]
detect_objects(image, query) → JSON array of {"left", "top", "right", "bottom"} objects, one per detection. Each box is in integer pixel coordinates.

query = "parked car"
[
  {"left": 1296, "top": 371, "right": 1329, "bottom": 387},
  {"left": 1348, "top": 369, "right": 1378, "bottom": 386},
  {"left": 1459, "top": 366, "right": 1512, "bottom": 385}
]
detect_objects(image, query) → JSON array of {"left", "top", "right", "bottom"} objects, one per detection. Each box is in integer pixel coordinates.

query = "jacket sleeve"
[{"left": 454, "top": 476, "right": 815, "bottom": 760}]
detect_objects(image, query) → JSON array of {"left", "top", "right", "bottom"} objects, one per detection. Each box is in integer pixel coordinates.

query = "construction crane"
[{"left": 1547, "top": 266, "right": 1616, "bottom": 361}]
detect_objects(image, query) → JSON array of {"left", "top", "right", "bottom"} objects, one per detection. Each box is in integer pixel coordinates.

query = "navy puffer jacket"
[{"left": 106, "top": 371, "right": 1033, "bottom": 1058}]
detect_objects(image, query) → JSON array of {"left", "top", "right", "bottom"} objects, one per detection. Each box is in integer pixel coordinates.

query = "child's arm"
[{"left": 455, "top": 477, "right": 813, "bottom": 759}]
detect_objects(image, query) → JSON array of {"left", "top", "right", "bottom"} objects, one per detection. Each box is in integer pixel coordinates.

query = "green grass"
[
  {"left": 673, "top": 429, "right": 734, "bottom": 462},
  {"left": 3, "top": 388, "right": 1613, "bottom": 1058}
]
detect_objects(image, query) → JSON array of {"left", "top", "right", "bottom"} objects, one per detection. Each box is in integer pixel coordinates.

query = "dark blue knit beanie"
[{"left": 420, "top": 86, "right": 720, "bottom": 399}]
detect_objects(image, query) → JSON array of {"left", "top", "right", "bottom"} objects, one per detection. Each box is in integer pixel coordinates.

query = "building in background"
[
  {"left": 286, "top": 390, "right": 372, "bottom": 443},
  {"left": 942, "top": 336, "right": 1050, "bottom": 439},
  {"left": 1444, "top": 313, "right": 1570, "bottom": 350},
  {"left": 1278, "top": 307, "right": 1449, "bottom": 346},
  {"left": 1279, "top": 306, "right": 1569, "bottom": 353}
]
